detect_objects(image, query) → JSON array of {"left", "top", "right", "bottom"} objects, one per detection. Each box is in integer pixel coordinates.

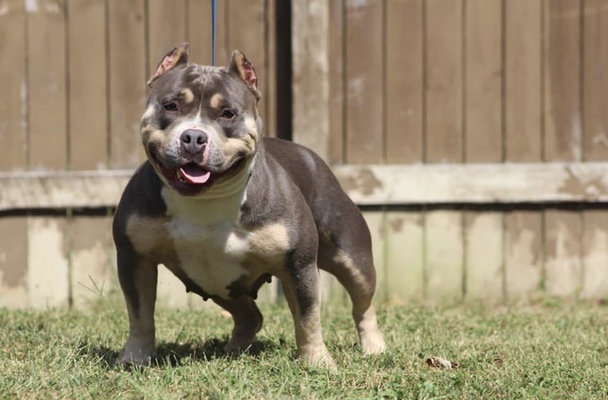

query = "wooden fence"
[{"left": 2, "top": 0, "right": 608, "bottom": 309}]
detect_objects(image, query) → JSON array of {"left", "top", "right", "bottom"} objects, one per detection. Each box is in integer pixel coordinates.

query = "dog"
[{"left": 112, "top": 43, "right": 386, "bottom": 368}]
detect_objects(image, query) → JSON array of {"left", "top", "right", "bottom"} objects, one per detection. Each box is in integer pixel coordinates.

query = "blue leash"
[{"left": 211, "top": 0, "right": 216, "bottom": 66}]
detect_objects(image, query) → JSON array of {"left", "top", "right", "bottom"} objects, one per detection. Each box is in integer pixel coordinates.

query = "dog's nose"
[{"left": 180, "top": 129, "right": 208, "bottom": 154}]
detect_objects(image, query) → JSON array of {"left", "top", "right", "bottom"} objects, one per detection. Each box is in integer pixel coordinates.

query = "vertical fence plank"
[
  {"left": 329, "top": 0, "right": 345, "bottom": 164},
  {"left": 505, "top": 0, "right": 543, "bottom": 161},
  {"left": 71, "top": 216, "right": 115, "bottom": 309},
  {"left": 0, "top": 1, "right": 28, "bottom": 309},
  {"left": 344, "top": 0, "right": 384, "bottom": 164},
  {"left": 28, "top": 217, "right": 69, "bottom": 308},
  {"left": 0, "top": 0, "right": 27, "bottom": 171},
  {"left": 463, "top": 0, "right": 503, "bottom": 303},
  {"left": 108, "top": 0, "right": 146, "bottom": 169},
  {"left": 581, "top": 1, "right": 608, "bottom": 300},
  {"left": 581, "top": 209, "right": 608, "bottom": 299},
  {"left": 68, "top": 0, "right": 108, "bottom": 170},
  {"left": 425, "top": 209, "right": 464, "bottom": 302},
  {"left": 227, "top": 1, "right": 268, "bottom": 134},
  {"left": 386, "top": 211, "right": 424, "bottom": 304},
  {"left": 188, "top": 0, "right": 228, "bottom": 67},
  {"left": 425, "top": 0, "right": 463, "bottom": 163},
  {"left": 0, "top": 217, "right": 28, "bottom": 308},
  {"left": 386, "top": 0, "right": 423, "bottom": 164},
  {"left": 505, "top": 210, "right": 543, "bottom": 299},
  {"left": 292, "top": 0, "right": 329, "bottom": 155},
  {"left": 384, "top": 0, "right": 424, "bottom": 304},
  {"left": 583, "top": 0, "right": 608, "bottom": 161},
  {"left": 425, "top": 0, "right": 464, "bottom": 302},
  {"left": 504, "top": 0, "right": 543, "bottom": 300},
  {"left": 27, "top": 0, "right": 67, "bottom": 170},
  {"left": 148, "top": 0, "right": 187, "bottom": 78},
  {"left": 543, "top": 0, "right": 583, "bottom": 298}
]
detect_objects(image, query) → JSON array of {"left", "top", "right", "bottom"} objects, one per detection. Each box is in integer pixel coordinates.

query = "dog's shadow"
[{"left": 77, "top": 336, "right": 279, "bottom": 370}]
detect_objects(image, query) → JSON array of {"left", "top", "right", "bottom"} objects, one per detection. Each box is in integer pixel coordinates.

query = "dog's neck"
[{"left": 161, "top": 155, "right": 256, "bottom": 226}]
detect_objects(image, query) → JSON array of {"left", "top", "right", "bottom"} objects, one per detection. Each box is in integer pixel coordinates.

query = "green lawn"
[{"left": 1, "top": 297, "right": 608, "bottom": 399}]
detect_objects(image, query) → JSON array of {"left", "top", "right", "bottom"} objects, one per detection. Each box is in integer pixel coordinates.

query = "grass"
[{"left": 1, "top": 296, "right": 608, "bottom": 399}]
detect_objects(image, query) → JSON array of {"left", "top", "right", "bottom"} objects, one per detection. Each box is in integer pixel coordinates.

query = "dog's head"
[{"left": 140, "top": 43, "right": 262, "bottom": 197}]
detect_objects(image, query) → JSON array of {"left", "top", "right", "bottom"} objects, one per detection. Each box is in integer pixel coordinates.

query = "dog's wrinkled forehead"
[{"left": 150, "top": 64, "right": 256, "bottom": 113}]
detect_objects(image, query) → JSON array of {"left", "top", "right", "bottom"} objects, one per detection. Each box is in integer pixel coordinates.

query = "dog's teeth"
[{"left": 176, "top": 170, "right": 186, "bottom": 183}]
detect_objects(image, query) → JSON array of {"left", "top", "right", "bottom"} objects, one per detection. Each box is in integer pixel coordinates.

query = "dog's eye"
[
  {"left": 221, "top": 109, "right": 235, "bottom": 119},
  {"left": 163, "top": 102, "right": 178, "bottom": 112}
]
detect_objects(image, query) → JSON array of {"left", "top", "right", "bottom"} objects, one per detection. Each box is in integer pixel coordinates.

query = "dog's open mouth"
[{"left": 177, "top": 163, "right": 211, "bottom": 185}]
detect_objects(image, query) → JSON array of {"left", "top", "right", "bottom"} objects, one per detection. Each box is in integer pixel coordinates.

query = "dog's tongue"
[{"left": 179, "top": 164, "right": 211, "bottom": 184}]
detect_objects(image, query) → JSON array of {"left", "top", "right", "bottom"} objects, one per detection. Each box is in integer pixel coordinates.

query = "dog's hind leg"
[
  {"left": 318, "top": 239, "right": 386, "bottom": 356},
  {"left": 213, "top": 296, "right": 263, "bottom": 355}
]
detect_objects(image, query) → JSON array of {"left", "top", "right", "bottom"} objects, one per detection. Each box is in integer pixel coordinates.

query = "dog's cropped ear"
[
  {"left": 147, "top": 43, "right": 189, "bottom": 87},
  {"left": 229, "top": 50, "right": 261, "bottom": 101}
]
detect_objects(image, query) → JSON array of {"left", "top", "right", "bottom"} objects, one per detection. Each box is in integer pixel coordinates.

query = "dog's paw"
[
  {"left": 361, "top": 332, "right": 387, "bottom": 356},
  {"left": 117, "top": 336, "right": 156, "bottom": 367},
  {"left": 300, "top": 345, "right": 337, "bottom": 370},
  {"left": 117, "top": 350, "right": 155, "bottom": 368}
]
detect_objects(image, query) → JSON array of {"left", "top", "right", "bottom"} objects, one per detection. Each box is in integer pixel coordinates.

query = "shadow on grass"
[{"left": 76, "top": 336, "right": 280, "bottom": 370}]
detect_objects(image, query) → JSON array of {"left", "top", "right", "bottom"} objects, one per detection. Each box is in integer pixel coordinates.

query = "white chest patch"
[
  {"left": 161, "top": 184, "right": 290, "bottom": 299},
  {"left": 166, "top": 218, "right": 251, "bottom": 298}
]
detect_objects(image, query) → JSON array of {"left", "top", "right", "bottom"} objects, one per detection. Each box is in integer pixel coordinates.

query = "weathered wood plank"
[
  {"left": 463, "top": 0, "right": 503, "bottom": 303},
  {"left": 147, "top": 0, "right": 186, "bottom": 78},
  {"left": 27, "top": 0, "right": 67, "bottom": 170},
  {"left": 505, "top": 0, "right": 542, "bottom": 162},
  {"left": 543, "top": 0, "right": 583, "bottom": 299},
  {"left": 70, "top": 216, "right": 115, "bottom": 309},
  {"left": 5, "top": 163, "right": 608, "bottom": 210},
  {"left": 425, "top": 0, "right": 463, "bottom": 163},
  {"left": 544, "top": 210, "right": 583, "bottom": 297},
  {"left": 544, "top": 0, "right": 582, "bottom": 162},
  {"left": 386, "top": 211, "right": 424, "bottom": 304},
  {"left": 0, "top": 217, "right": 28, "bottom": 308},
  {"left": 0, "top": 0, "right": 27, "bottom": 171},
  {"left": 0, "top": 170, "right": 130, "bottom": 210},
  {"left": 504, "top": 210, "right": 543, "bottom": 300},
  {"left": 385, "top": 0, "right": 423, "bottom": 164},
  {"left": 425, "top": 210, "right": 464, "bottom": 302},
  {"left": 583, "top": 1, "right": 608, "bottom": 160},
  {"left": 68, "top": 0, "right": 108, "bottom": 170},
  {"left": 581, "top": 209, "right": 608, "bottom": 299},
  {"left": 27, "top": 217, "right": 69, "bottom": 308},
  {"left": 344, "top": 0, "right": 384, "bottom": 164},
  {"left": 464, "top": 212, "right": 503, "bottom": 303},
  {"left": 108, "top": 0, "right": 147, "bottom": 169},
  {"left": 292, "top": 0, "right": 330, "bottom": 159},
  {"left": 333, "top": 162, "right": 608, "bottom": 205},
  {"left": 504, "top": 0, "right": 543, "bottom": 302},
  {"left": 328, "top": 0, "right": 345, "bottom": 164},
  {"left": 227, "top": 1, "right": 268, "bottom": 136}
]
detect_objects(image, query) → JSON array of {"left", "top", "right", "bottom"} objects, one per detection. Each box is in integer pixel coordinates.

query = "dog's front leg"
[
  {"left": 280, "top": 258, "right": 336, "bottom": 370},
  {"left": 117, "top": 249, "right": 158, "bottom": 367}
]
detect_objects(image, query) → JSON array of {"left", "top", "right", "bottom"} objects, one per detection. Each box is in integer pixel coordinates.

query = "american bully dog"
[{"left": 112, "top": 43, "right": 386, "bottom": 368}]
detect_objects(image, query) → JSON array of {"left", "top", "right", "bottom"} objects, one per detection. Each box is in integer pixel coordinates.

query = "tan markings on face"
[
  {"left": 244, "top": 117, "right": 259, "bottom": 140},
  {"left": 141, "top": 104, "right": 155, "bottom": 122},
  {"left": 222, "top": 135, "right": 256, "bottom": 164},
  {"left": 181, "top": 88, "right": 194, "bottom": 104},
  {"left": 125, "top": 215, "right": 174, "bottom": 260},
  {"left": 210, "top": 93, "right": 223, "bottom": 109}
]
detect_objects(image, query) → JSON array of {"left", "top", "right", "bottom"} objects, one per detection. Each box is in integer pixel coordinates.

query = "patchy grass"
[{"left": 1, "top": 297, "right": 608, "bottom": 399}]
